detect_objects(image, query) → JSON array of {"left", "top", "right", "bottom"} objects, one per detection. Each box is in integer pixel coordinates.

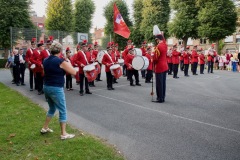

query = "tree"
[
  {"left": 72, "top": 0, "right": 95, "bottom": 45},
  {"left": 130, "top": 0, "right": 145, "bottom": 47},
  {"left": 140, "top": 0, "right": 170, "bottom": 42},
  {"left": 45, "top": 0, "right": 73, "bottom": 42},
  {"left": 168, "top": 0, "right": 199, "bottom": 48},
  {"left": 197, "top": 0, "right": 237, "bottom": 50},
  {"left": 103, "top": 0, "right": 132, "bottom": 50},
  {"left": 0, "top": 0, "right": 34, "bottom": 58}
]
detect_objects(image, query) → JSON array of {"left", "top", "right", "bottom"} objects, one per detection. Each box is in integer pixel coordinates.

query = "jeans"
[{"left": 43, "top": 85, "right": 67, "bottom": 122}]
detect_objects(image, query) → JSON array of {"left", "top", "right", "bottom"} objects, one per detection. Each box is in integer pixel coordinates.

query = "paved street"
[{"left": 1, "top": 68, "right": 240, "bottom": 160}]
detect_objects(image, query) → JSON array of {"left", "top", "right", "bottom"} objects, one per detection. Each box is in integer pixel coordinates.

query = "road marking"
[{"left": 93, "top": 93, "right": 240, "bottom": 135}]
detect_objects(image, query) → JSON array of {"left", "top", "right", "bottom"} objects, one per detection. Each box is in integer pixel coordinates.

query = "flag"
[{"left": 113, "top": 3, "right": 131, "bottom": 39}]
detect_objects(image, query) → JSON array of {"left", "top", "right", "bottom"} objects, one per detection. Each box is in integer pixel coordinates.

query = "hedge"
[{"left": 0, "top": 59, "right": 7, "bottom": 68}]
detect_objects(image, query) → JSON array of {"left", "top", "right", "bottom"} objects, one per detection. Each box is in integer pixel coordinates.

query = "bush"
[{"left": 0, "top": 59, "right": 7, "bottom": 68}]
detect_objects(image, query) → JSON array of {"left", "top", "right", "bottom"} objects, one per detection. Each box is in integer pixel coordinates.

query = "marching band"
[{"left": 9, "top": 34, "right": 231, "bottom": 104}]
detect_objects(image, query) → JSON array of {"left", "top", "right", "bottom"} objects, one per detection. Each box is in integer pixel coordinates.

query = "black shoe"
[
  {"left": 145, "top": 81, "right": 150, "bottom": 83},
  {"left": 16, "top": 83, "right": 20, "bottom": 86},
  {"left": 80, "top": 93, "right": 84, "bottom": 96},
  {"left": 21, "top": 83, "right": 26, "bottom": 86},
  {"left": 70, "top": 88, "right": 73, "bottom": 90},
  {"left": 136, "top": 83, "right": 141, "bottom": 86},
  {"left": 107, "top": 87, "right": 112, "bottom": 90},
  {"left": 152, "top": 100, "right": 164, "bottom": 103},
  {"left": 111, "top": 87, "right": 115, "bottom": 90},
  {"left": 185, "top": 75, "right": 189, "bottom": 77},
  {"left": 85, "top": 91, "right": 92, "bottom": 94},
  {"left": 130, "top": 84, "right": 135, "bottom": 86},
  {"left": 96, "top": 79, "right": 102, "bottom": 81},
  {"left": 200, "top": 73, "right": 204, "bottom": 74},
  {"left": 89, "top": 85, "right": 93, "bottom": 87},
  {"left": 113, "top": 81, "right": 118, "bottom": 83},
  {"left": 38, "top": 92, "right": 42, "bottom": 95},
  {"left": 30, "top": 88, "right": 33, "bottom": 91}
]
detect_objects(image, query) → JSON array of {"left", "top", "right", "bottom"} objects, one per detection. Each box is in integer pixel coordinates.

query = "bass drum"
[
  {"left": 132, "top": 56, "right": 149, "bottom": 70},
  {"left": 97, "top": 50, "right": 106, "bottom": 63},
  {"left": 133, "top": 48, "right": 142, "bottom": 56},
  {"left": 110, "top": 64, "right": 122, "bottom": 79}
]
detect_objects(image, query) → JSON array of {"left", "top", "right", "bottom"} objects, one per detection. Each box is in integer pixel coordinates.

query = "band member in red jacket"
[
  {"left": 199, "top": 48, "right": 205, "bottom": 74},
  {"left": 125, "top": 47, "right": 141, "bottom": 86},
  {"left": 207, "top": 44, "right": 217, "bottom": 73},
  {"left": 65, "top": 47, "right": 73, "bottom": 91},
  {"left": 122, "top": 40, "right": 132, "bottom": 77},
  {"left": 152, "top": 34, "right": 168, "bottom": 103},
  {"left": 172, "top": 44, "right": 181, "bottom": 79},
  {"left": 182, "top": 46, "right": 191, "bottom": 77},
  {"left": 191, "top": 45, "right": 199, "bottom": 75},
  {"left": 25, "top": 38, "right": 37, "bottom": 91},
  {"left": 30, "top": 40, "right": 45, "bottom": 95},
  {"left": 167, "top": 48, "right": 173, "bottom": 75},
  {"left": 145, "top": 46, "right": 153, "bottom": 83},
  {"left": 88, "top": 44, "right": 97, "bottom": 87},
  {"left": 102, "top": 44, "right": 115, "bottom": 90},
  {"left": 41, "top": 36, "right": 53, "bottom": 62},
  {"left": 93, "top": 42, "right": 102, "bottom": 81},
  {"left": 74, "top": 40, "right": 92, "bottom": 96}
]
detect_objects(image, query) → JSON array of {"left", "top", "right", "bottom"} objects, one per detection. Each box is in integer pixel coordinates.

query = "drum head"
[
  {"left": 97, "top": 50, "right": 106, "bottom": 63},
  {"left": 110, "top": 64, "right": 120, "bottom": 70},
  {"left": 141, "top": 56, "right": 149, "bottom": 70},
  {"left": 132, "top": 56, "right": 144, "bottom": 70},
  {"left": 83, "top": 65, "right": 95, "bottom": 71},
  {"left": 118, "top": 59, "right": 124, "bottom": 63},
  {"left": 92, "top": 62, "right": 98, "bottom": 66},
  {"left": 133, "top": 48, "right": 142, "bottom": 56}
]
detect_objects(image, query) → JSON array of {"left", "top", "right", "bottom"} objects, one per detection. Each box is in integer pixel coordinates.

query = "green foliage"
[
  {"left": 140, "top": 0, "right": 170, "bottom": 42},
  {"left": 0, "top": 59, "right": 7, "bottom": 68},
  {"left": 0, "top": 0, "right": 34, "bottom": 50},
  {"left": 131, "top": 0, "right": 145, "bottom": 47},
  {"left": 103, "top": 0, "right": 132, "bottom": 50},
  {"left": 0, "top": 83, "right": 124, "bottom": 160},
  {"left": 218, "top": 40, "right": 225, "bottom": 55},
  {"left": 168, "top": 0, "right": 199, "bottom": 47},
  {"left": 197, "top": 0, "right": 237, "bottom": 42},
  {"left": 72, "top": 0, "right": 95, "bottom": 44},
  {"left": 45, "top": 0, "right": 73, "bottom": 42}
]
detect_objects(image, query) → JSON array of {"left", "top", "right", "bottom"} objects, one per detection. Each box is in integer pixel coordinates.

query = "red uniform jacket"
[
  {"left": 207, "top": 51, "right": 217, "bottom": 62},
  {"left": 30, "top": 49, "right": 44, "bottom": 73},
  {"left": 111, "top": 50, "right": 120, "bottom": 63},
  {"left": 167, "top": 56, "right": 172, "bottom": 63},
  {"left": 122, "top": 48, "right": 129, "bottom": 60},
  {"left": 153, "top": 41, "right": 168, "bottom": 73},
  {"left": 89, "top": 51, "right": 96, "bottom": 64},
  {"left": 102, "top": 53, "right": 114, "bottom": 72},
  {"left": 141, "top": 47, "right": 147, "bottom": 56},
  {"left": 41, "top": 49, "right": 50, "bottom": 62},
  {"left": 179, "top": 54, "right": 183, "bottom": 61},
  {"left": 25, "top": 48, "right": 35, "bottom": 68},
  {"left": 145, "top": 53, "right": 153, "bottom": 70},
  {"left": 93, "top": 50, "right": 98, "bottom": 58},
  {"left": 172, "top": 50, "right": 180, "bottom": 64},
  {"left": 124, "top": 53, "right": 135, "bottom": 70},
  {"left": 199, "top": 54, "right": 205, "bottom": 64},
  {"left": 74, "top": 50, "right": 90, "bottom": 74},
  {"left": 182, "top": 51, "right": 190, "bottom": 64},
  {"left": 191, "top": 50, "right": 199, "bottom": 63}
]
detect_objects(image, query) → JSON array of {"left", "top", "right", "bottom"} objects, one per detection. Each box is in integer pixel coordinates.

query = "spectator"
[
  {"left": 41, "top": 41, "right": 77, "bottom": 140},
  {"left": 5, "top": 51, "right": 15, "bottom": 82}
]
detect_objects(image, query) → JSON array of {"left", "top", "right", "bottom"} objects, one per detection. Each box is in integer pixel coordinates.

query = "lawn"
[{"left": 0, "top": 83, "right": 124, "bottom": 160}]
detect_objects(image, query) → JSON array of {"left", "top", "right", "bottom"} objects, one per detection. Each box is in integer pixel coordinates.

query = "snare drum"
[
  {"left": 110, "top": 64, "right": 122, "bottom": 79},
  {"left": 83, "top": 65, "right": 97, "bottom": 82},
  {"left": 92, "top": 62, "right": 101, "bottom": 74},
  {"left": 132, "top": 56, "right": 149, "bottom": 70},
  {"left": 97, "top": 50, "right": 106, "bottom": 63},
  {"left": 117, "top": 59, "right": 124, "bottom": 66},
  {"left": 133, "top": 48, "right": 142, "bottom": 56},
  {"left": 30, "top": 64, "right": 36, "bottom": 70}
]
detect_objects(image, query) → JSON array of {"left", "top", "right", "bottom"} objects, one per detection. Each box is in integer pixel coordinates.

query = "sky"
[{"left": 31, "top": 0, "right": 134, "bottom": 32}]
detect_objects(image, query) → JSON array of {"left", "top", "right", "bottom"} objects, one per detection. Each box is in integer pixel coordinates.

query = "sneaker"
[
  {"left": 40, "top": 128, "right": 53, "bottom": 134},
  {"left": 60, "top": 133, "right": 75, "bottom": 140}
]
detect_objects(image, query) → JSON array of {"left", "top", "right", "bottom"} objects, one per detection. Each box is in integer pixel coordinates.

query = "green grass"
[{"left": 0, "top": 83, "right": 124, "bottom": 160}]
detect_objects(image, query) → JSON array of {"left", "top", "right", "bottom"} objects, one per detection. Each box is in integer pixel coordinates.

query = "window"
[{"left": 200, "top": 38, "right": 207, "bottom": 44}]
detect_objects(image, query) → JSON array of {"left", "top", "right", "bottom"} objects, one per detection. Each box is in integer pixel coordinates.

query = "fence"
[{"left": 10, "top": 27, "right": 93, "bottom": 55}]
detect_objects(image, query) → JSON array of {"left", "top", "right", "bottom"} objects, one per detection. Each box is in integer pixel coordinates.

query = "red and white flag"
[{"left": 113, "top": 3, "right": 130, "bottom": 39}]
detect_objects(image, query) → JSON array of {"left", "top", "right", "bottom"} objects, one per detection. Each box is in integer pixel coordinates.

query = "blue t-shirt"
[{"left": 43, "top": 55, "right": 65, "bottom": 87}]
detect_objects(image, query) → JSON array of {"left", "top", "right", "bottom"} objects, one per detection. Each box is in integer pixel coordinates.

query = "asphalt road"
[{"left": 1, "top": 67, "right": 240, "bottom": 160}]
